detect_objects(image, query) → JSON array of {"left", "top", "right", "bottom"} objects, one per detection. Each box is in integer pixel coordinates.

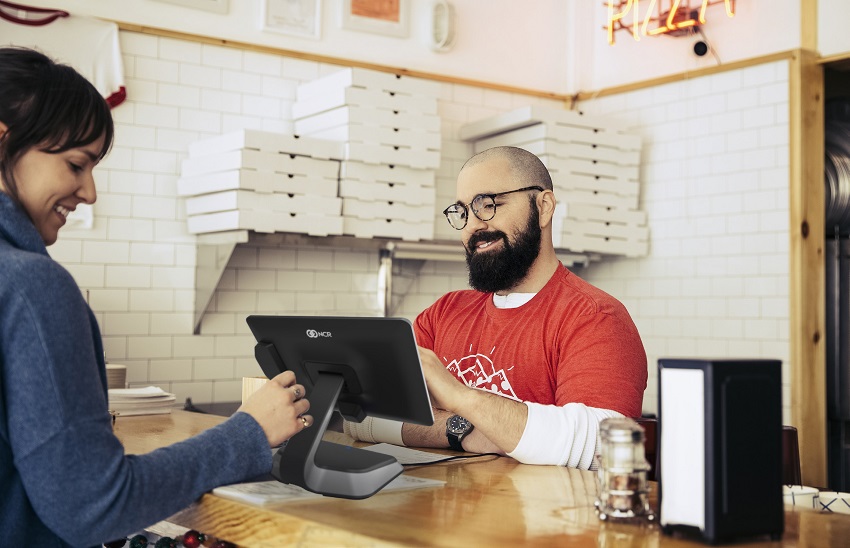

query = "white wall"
[
  {"left": 48, "top": 29, "right": 563, "bottom": 405},
  {"left": 30, "top": 1, "right": 850, "bottom": 96},
  {"left": 576, "top": 60, "right": 793, "bottom": 421},
  {"left": 577, "top": 0, "right": 801, "bottom": 91},
  {"left": 28, "top": 4, "right": 798, "bottom": 418},
  {"left": 27, "top": 0, "right": 570, "bottom": 94},
  {"left": 819, "top": 0, "right": 850, "bottom": 57},
  {"left": 48, "top": 28, "right": 795, "bottom": 420}
]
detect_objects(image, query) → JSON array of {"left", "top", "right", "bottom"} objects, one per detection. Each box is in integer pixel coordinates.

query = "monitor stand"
[{"left": 270, "top": 371, "right": 403, "bottom": 499}]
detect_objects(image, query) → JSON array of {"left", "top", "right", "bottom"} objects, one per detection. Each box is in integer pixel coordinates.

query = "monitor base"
[{"left": 270, "top": 371, "right": 402, "bottom": 499}]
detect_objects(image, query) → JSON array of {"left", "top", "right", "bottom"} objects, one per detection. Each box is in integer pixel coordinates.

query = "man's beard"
[{"left": 465, "top": 205, "right": 541, "bottom": 293}]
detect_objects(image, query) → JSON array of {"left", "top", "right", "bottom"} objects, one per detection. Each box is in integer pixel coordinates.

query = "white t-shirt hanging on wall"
[{"left": 1, "top": 12, "right": 126, "bottom": 107}]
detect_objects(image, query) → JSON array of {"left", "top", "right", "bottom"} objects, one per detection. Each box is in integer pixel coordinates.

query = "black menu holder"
[{"left": 658, "top": 358, "right": 784, "bottom": 544}]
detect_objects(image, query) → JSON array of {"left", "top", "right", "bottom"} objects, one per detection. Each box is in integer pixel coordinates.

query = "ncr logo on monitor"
[{"left": 306, "top": 329, "right": 332, "bottom": 338}]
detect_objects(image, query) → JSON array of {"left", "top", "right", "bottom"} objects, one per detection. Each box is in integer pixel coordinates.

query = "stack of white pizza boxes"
[
  {"left": 460, "top": 105, "right": 648, "bottom": 257},
  {"left": 293, "top": 67, "right": 441, "bottom": 241},
  {"left": 178, "top": 129, "right": 345, "bottom": 236}
]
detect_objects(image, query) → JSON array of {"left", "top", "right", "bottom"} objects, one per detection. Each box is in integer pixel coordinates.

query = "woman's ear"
[{"left": 0, "top": 121, "right": 7, "bottom": 138}]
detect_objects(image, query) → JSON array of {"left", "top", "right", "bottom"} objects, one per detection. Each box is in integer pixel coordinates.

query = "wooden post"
[{"left": 788, "top": 47, "right": 826, "bottom": 487}]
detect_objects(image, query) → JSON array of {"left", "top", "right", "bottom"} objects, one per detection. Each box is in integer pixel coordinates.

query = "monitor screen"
[{"left": 246, "top": 315, "right": 434, "bottom": 499}]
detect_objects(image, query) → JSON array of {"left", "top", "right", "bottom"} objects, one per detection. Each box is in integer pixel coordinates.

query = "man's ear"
[{"left": 537, "top": 189, "right": 557, "bottom": 228}]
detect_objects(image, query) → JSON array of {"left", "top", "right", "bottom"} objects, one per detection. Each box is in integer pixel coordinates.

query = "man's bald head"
[{"left": 460, "top": 146, "right": 553, "bottom": 191}]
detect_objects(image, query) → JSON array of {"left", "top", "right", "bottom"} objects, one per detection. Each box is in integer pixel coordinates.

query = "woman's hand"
[{"left": 237, "top": 371, "right": 312, "bottom": 447}]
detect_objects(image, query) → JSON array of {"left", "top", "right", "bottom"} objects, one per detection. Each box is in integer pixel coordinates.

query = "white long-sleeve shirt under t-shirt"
[{"left": 344, "top": 291, "right": 625, "bottom": 469}]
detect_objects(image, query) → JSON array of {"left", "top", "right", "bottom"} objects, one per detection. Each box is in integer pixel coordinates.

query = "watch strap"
[{"left": 447, "top": 432, "right": 465, "bottom": 451}]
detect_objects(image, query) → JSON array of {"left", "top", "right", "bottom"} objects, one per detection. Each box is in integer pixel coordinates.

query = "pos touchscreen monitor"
[{"left": 246, "top": 315, "right": 434, "bottom": 499}]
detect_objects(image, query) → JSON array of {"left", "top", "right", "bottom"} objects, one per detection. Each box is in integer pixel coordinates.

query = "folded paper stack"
[{"left": 108, "top": 386, "right": 176, "bottom": 417}]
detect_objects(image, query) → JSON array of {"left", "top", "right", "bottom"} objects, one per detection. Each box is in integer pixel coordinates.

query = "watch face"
[{"left": 447, "top": 415, "right": 472, "bottom": 435}]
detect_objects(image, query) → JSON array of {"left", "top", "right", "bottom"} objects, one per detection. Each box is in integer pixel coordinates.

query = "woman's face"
[{"left": 2, "top": 134, "right": 103, "bottom": 246}]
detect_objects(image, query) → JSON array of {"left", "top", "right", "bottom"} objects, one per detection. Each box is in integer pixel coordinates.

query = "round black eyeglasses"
[{"left": 442, "top": 186, "right": 544, "bottom": 230}]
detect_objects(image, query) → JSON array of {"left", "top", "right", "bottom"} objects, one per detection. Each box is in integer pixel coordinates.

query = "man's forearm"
[
  {"left": 401, "top": 408, "right": 453, "bottom": 448},
  {"left": 400, "top": 389, "right": 528, "bottom": 455},
  {"left": 452, "top": 388, "right": 527, "bottom": 454}
]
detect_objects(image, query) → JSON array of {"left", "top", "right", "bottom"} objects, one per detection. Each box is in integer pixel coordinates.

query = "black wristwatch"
[{"left": 445, "top": 414, "right": 474, "bottom": 451}]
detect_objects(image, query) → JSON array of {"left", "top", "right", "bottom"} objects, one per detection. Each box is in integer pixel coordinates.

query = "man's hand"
[
  {"left": 417, "top": 346, "right": 469, "bottom": 411},
  {"left": 412, "top": 345, "right": 526, "bottom": 456}
]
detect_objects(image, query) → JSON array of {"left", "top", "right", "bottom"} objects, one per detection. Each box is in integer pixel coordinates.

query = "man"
[{"left": 346, "top": 146, "right": 647, "bottom": 468}]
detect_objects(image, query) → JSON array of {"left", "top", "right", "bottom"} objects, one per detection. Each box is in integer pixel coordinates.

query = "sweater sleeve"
[
  {"left": 3, "top": 260, "right": 271, "bottom": 546},
  {"left": 507, "top": 402, "right": 623, "bottom": 468}
]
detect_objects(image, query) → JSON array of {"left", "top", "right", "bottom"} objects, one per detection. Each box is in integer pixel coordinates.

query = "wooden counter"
[{"left": 115, "top": 410, "right": 850, "bottom": 547}]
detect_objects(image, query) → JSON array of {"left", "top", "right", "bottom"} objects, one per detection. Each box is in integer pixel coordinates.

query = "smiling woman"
[
  {"left": 0, "top": 46, "right": 314, "bottom": 547},
  {"left": 0, "top": 47, "right": 113, "bottom": 245}
]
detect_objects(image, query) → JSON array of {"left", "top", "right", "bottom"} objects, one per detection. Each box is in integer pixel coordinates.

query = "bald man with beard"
[{"left": 346, "top": 146, "right": 647, "bottom": 468}]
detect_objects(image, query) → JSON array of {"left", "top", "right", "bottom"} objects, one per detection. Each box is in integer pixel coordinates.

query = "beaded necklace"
[{"left": 103, "top": 529, "right": 235, "bottom": 548}]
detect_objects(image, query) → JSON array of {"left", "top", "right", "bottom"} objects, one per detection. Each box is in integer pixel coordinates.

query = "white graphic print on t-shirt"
[{"left": 443, "top": 346, "right": 519, "bottom": 400}]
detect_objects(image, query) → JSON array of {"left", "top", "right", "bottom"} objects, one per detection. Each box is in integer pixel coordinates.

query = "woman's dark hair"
[{"left": 0, "top": 47, "right": 114, "bottom": 204}]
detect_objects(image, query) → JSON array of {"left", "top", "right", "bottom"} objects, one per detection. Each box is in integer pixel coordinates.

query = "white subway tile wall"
[
  {"left": 577, "top": 60, "right": 792, "bottom": 421},
  {"left": 48, "top": 32, "right": 792, "bottom": 420}
]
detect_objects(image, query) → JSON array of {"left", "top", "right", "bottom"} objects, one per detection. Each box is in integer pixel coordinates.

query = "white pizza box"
[
  {"left": 185, "top": 190, "right": 342, "bottom": 217},
  {"left": 555, "top": 188, "right": 641, "bottom": 210},
  {"left": 342, "top": 142, "right": 441, "bottom": 169},
  {"left": 188, "top": 210, "right": 344, "bottom": 236},
  {"left": 560, "top": 142, "right": 641, "bottom": 166},
  {"left": 307, "top": 123, "right": 441, "bottom": 151},
  {"left": 342, "top": 216, "right": 434, "bottom": 242},
  {"left": 178, "top": 170, "right": 339, "bottom": 198},
  {"left": 187, "top": 129, "right": 344, "bottom": 160},
  {"left": 562, "top": 218, "right": 649, "bottom": 242},
  {"left": 339, "top": 161, "right": 435, "bottom": 186},
  {"left": 474, "top": 132, "right": 640, "bottom": 166},
  {"left": 339, "top": 179, "right": 435, "bottom": 206},
  {"left": 472, "top": 122, "right": 641, "bottom": 153},
  {"left": 540, "top": 155, "right": 640, "bottom": 182},
  {"left": 296, "top": 67, "right": 441, "bottom": 101},
  {"left": 557, "top": 231, "right": 649, "bottom": 258},
  {"left": 181, "top": 150, "right": 340, "bottom": 179},
  {"left": 514, "top": 142, "right": 640, "bottom": 175},
  {"left": 517, "top": 139, "right": 639, "bottom": 166},
  {"left": 295, "top": 105, "right": 441, "bottom": 134},
  {"left": 564, "top": 203, "right": 647, "bottom": 225},
  {"left": 553, "top": 172, "right": 640, "bottom": 200},
  {"left": 459, "top": 105, "right": 633, "bottom": 142},
  {"left": 293, "top": 86, "right": 438, "bottom": 119},
  {"left": 341, "top": 198, "right": 433, "bottom": 223}
]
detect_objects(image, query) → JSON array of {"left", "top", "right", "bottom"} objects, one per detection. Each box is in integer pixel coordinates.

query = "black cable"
[{"left": 401, "top": 452, "right": 502, "bottom": 467}]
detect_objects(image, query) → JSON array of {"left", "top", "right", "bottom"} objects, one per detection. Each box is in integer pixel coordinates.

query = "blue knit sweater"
[{"left": 0, "top": 192, "right": 272, "bottom": 547}]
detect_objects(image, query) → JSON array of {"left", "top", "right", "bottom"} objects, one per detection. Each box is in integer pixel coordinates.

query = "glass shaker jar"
[{"left": 594, "top": 417, "right": 655, "bottom": 522}]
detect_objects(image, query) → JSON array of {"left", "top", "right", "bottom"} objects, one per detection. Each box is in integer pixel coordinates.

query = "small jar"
[{"left": 594, "top": 417, "right": 654, "bottom": 522}]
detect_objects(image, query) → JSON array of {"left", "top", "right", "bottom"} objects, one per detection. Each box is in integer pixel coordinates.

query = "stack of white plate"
[
  {"left": 108, "top": 386, "right": 176, "bottom": 416},
  {"left": 106, "top": 364, "right": 127, "bottom": 390}
]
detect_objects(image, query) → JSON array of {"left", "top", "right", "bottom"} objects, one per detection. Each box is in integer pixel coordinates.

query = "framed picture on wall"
[
  {"left": 152, "top": 0, "right": 229, "bottom": 13},
  {"left": 341, "top": 0, "right": 409, "bottom": 38},
  {"left": 261, "top": 0, "right": 322, "bottom": 39}
]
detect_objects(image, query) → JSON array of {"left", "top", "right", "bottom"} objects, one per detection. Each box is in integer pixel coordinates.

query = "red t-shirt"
[{"left": 414, "top": 264, "right": 647, "bottom": 418}]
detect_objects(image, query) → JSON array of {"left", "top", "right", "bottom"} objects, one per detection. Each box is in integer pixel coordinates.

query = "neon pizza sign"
[{"left": 606, "top": 0, "right": 736, "bottom": 44}]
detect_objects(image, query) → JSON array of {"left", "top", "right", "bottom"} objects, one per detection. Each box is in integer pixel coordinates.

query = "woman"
[{"left": 0, "top": 47, "right": 313, "bottom": 547}]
